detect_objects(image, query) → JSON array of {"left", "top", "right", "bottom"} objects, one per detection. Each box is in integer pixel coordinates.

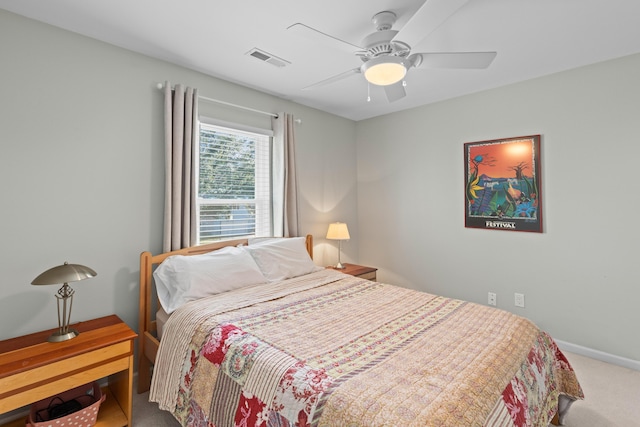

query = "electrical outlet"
[
  {"left": 514, "top": 293, "right": 525, "bottom": 308},
  {"left": 488, "top": 292, "right": 497, "bottom": 306}
]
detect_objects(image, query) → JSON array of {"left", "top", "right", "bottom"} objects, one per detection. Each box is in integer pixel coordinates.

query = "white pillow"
[
  {"left": 244, "top": 236, "right": 322, "bottom": 281},
  {"left": 247, "top": 236, "right": 280, "bottom": 245},
  {"left": 153, "top": 246, "right": 267, "bottom": 313}
]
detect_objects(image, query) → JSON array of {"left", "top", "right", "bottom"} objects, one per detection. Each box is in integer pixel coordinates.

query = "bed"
[{"left": 138, "top": 235, "right": 583, "bottom": 427}]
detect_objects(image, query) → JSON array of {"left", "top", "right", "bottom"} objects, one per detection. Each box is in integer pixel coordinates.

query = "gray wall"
[
  {"left": 0, "top": 9, "right": 358, "bottom": 340},
  {"left": 356, "top": 53, "right": 640, "bottom": 362},
  {"left": 2, "top": 7, "right": 637, "bottom": 366}
]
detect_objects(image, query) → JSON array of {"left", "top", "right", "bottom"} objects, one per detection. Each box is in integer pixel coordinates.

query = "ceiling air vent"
[{"left": 246, "top": 48, "right": 290, "bottom": 68}]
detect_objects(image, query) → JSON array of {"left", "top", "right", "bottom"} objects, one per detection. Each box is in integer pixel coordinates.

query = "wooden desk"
[{"left": 0, "top": 315, "right": 137, "bottom": 427}]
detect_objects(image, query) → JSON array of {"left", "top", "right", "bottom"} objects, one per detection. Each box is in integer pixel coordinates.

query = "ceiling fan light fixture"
[{"left": 361, "top": 56, "right": 407, "bottom": 86}]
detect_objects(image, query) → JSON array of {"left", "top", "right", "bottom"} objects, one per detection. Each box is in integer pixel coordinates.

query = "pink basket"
[{"left": 27, "top": 382, "right": 105, "bottom": 427}]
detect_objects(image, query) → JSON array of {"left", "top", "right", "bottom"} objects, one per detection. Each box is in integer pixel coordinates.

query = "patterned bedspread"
[{"left": 150, "top": 269, "right": 583, "bottom": 427}]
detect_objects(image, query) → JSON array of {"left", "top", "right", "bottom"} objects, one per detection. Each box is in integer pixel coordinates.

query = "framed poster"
[{"left": 464, "top": 135, "right": 542, "bottom": 232}]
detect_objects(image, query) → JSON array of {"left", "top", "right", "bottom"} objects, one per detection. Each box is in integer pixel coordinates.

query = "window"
[{"left": 197, "top": 122, "right": 271, "bottom": 243}]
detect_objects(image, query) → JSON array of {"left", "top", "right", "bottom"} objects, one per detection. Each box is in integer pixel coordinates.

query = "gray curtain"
[
  {"left": 271, "top": 113, "right": 299, "bottom": 237},
  {"left": 162, "top": 81, "right": 198, "bottom": 252}
]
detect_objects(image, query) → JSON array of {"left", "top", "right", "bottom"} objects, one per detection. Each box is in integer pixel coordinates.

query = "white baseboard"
[{"left": 555, "top": 339, "right": 640, "bottom": 371}]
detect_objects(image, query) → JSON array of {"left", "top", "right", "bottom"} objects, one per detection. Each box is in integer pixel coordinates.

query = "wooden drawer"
[{"left": 0, "top": 343, "right": 130, "bottom": 412}]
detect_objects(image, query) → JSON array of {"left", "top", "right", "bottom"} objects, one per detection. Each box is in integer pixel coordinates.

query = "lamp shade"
[
  {"left": 31, "top": 262, "right": 97, "bottom": 285},
  {"left": 361, "top": 56, "right": 407, "bottom": 86},
  {"left": 326, "top": 222, "right": 350, "bottom": 240}
]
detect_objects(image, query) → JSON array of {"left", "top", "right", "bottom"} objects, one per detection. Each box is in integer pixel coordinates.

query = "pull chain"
[{"left": 367, "top": 82, "right": 371, "bottom": 102}]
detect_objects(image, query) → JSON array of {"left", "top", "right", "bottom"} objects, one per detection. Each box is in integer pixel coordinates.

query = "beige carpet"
[{"left": 132, "top": 351, "right": 640, "bottom": 426}]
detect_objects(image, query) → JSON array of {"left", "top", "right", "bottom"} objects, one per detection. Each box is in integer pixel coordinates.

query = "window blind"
[{"left": 198, "top": 122, "right": 271, "bottom": 243}]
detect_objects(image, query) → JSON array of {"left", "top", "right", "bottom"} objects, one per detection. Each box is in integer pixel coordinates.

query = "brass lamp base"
[
  {"left": 335, "top": 262, "right": 345, "bottom": 269},
  {"left": 48, "top": 329, "right": 79, "bottom": 342}
]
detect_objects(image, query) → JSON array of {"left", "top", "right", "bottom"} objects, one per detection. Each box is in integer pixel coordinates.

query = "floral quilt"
[{"left": 150, "top": 269, "right": 583, "bottom": 427}]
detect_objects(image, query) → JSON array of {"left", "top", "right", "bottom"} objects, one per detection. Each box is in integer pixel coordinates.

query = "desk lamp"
[{"left": 31, "top": 262, "right": 97, "bottom": 342}]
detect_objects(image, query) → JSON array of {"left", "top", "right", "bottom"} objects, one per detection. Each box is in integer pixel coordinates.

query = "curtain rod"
[{"left": 156, "top": 83, "right": 278, "bottom": 119}]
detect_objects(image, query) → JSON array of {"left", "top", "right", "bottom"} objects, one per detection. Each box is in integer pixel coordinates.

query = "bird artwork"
[{"left": 464, "top": 136, "right": 543, "bottom": 232}]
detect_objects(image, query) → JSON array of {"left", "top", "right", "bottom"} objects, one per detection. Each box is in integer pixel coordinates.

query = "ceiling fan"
[{"left": 288, "top": 0, "right": 497, "bottom": 102}]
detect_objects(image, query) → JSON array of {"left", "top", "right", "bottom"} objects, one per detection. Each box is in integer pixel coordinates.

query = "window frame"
[{"left": 196, "top": 118, "right": 273, "bottom": 244}]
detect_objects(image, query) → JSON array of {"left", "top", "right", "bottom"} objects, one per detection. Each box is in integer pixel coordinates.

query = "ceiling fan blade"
[
  {"left": 384, "top": 82, "right": 406, "bottom": 102},
  {"left": 287, "top": 23, "right": 363, "bottom": 52},
  {"left": 415, "top": 52, "right": 497, "bottom": 69},
  {"left": 302, "top": 67, "right": 361, "bottom": 90},
  {"left": 393, "top": 0, "right": 469, "bottom": 47}
]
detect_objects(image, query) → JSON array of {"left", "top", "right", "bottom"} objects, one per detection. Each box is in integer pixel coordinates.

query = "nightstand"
[
  {"left": 0, "top": 315, "right": 137, "bottom": 427},
  {"left": 327, "top": 263, "right": 377, "bottom": 280}
]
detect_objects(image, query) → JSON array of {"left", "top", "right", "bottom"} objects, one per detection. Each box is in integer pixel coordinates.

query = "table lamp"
[
  {"left": 326, "top": 222, "right": 350, "bottom": 269},
  {"left": 31, "top": 262, "right": 97, "bottom": 342}
]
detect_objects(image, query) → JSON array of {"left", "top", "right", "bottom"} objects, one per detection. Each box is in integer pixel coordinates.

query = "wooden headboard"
[{"left": 137, "top": 235, "right": 314, "bottom": 393}]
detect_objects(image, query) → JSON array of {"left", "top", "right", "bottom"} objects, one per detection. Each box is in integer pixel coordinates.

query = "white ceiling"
[{"left": 2, "top": 0, "right": 640, "bottom": 121}]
